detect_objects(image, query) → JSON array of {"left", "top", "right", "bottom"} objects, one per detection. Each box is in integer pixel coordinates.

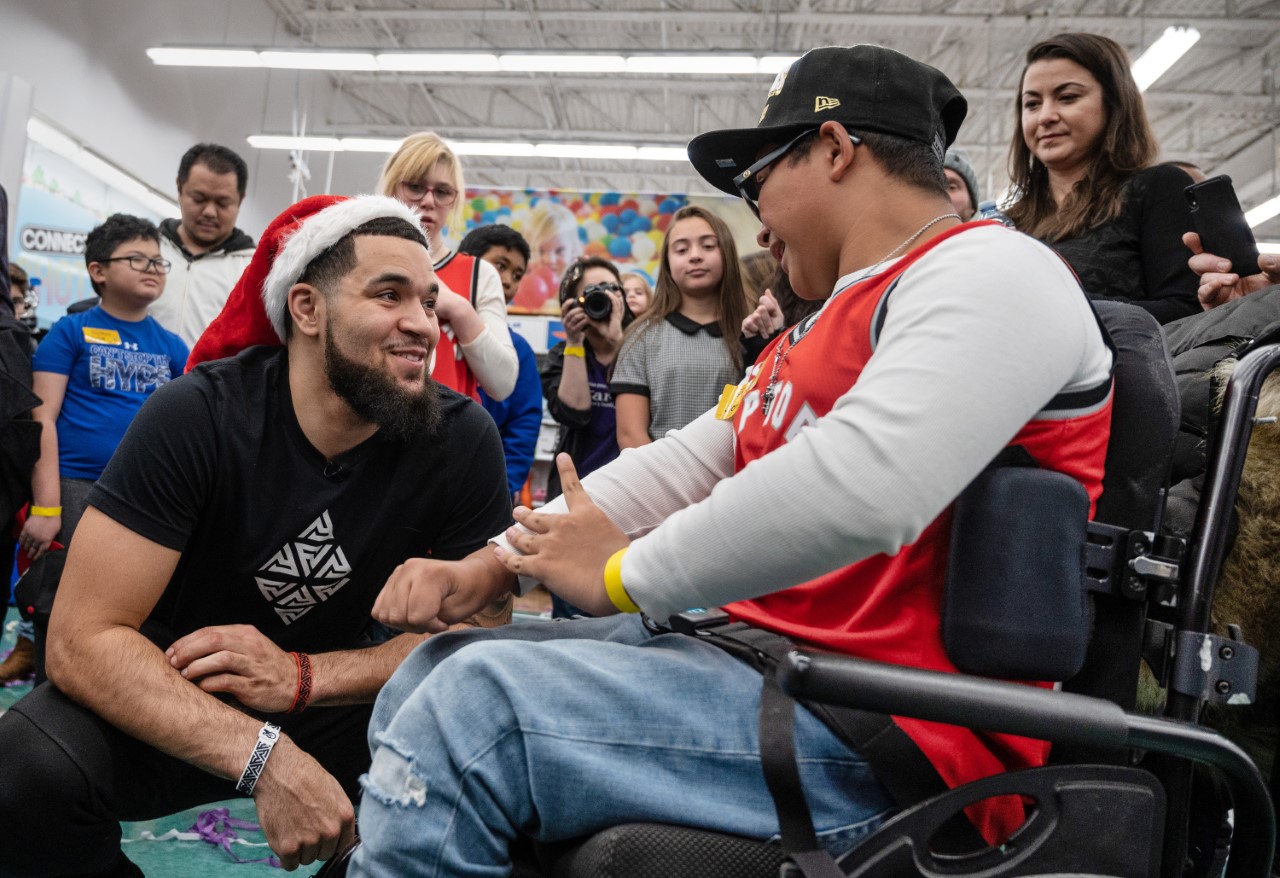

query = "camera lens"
[{"left": 579, "top": 286, "right": 614, "bottom": 321}]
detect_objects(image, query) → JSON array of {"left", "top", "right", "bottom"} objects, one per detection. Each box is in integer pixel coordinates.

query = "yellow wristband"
[
  {"left": 29, "top": 506, "right": 62, "bottom": 517},
  {"left": 603, "top": 548, "right": 640, "bottom": 614},
  {"left": 563, "top": 345, "right": 586, "bottom": 358}
]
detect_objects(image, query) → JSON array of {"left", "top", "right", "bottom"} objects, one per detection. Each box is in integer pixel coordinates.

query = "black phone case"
[{"left": 1185, "top": 175, "right": 1259, "bottom": 277}]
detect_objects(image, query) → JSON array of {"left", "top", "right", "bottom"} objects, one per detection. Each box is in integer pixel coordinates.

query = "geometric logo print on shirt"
[{"left": 255, "top": 510, "right": 352, "bottom": 626}]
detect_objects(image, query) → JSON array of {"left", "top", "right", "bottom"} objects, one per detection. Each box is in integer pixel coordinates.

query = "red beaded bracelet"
[{"left": 288, "top": 651, "right": 312, "bottom": 713}]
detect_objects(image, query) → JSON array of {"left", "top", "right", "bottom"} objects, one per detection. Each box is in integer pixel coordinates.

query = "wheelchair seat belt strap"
[
  {"left": 759, "top": 672, "right": 847, "bottom": 878},
  {"left": 686, "top": 622, "right": 986, "bottom": 874}
]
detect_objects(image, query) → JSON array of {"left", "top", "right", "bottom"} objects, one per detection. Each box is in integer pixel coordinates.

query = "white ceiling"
[
  {"left": 251, "top": 1, "right": 1280, "bottom": 216},
  {"left": 5, "top": 0, "right": 1280, "bottom": 237}
]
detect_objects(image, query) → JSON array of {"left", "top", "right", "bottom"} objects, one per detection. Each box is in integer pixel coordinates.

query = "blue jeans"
[{"left": 350, "top": 615, "right": 895, "bottom": 877}]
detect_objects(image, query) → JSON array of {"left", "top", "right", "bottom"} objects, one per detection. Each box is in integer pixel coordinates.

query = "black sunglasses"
[{"left": 732, "top": 126, "right": 863, "bottom": 219}]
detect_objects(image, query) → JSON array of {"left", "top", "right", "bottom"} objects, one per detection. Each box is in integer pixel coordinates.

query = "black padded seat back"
[{"left": 1062, "top": 302, "right": 1179, "bottom": 714}]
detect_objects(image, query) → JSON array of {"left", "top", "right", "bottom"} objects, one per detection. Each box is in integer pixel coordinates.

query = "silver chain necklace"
[{"left": 760, "top": 212, "right": 961, "bottom": 417}]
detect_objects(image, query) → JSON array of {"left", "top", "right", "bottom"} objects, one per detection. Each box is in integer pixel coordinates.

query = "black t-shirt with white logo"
[{"left": 89, "top": 345, "right": 511, "bottom": 653}]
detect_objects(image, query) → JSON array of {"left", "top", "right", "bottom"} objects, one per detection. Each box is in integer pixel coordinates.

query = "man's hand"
[
  {"left": 374, "top": 550, "right": 514, "bottom": 634},
  {"left": 166, "top": 625, "right": 296, "bottom": 713},
  {"left": 18, "top": 513, "right": 60, "bottom": 560},
  {"left": 252, "top": 737, "right": 356, "bottom": 870},
  {"left": 742, "top": 289, "right": 784, "bottom": 338},
  {"left": 1184, "top": 231, "right": 1280, "bottom": 310},
  {"left": 495, "top": 454, "right": 630, "bottom": 615}
]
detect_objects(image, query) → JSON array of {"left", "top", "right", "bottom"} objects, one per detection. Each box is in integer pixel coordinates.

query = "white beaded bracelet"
[{"left": 236, "top": 722, "right": 282, "bottom": 797}]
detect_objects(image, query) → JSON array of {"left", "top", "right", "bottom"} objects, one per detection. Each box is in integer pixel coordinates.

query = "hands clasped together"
[
  {"left": 166, "top": 625, "right": 354, "bottom": 870},
  {"left": 374, "top": 453, "right": 631, "bottom": 633}
]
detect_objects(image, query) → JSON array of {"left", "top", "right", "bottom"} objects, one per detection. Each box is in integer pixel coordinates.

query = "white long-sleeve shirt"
[
  {"left": 452, "top": 257, "right": 518, "bottom": 401},
  {"left": 499, "top": 226, "right": 1113, "bottom": 621}
]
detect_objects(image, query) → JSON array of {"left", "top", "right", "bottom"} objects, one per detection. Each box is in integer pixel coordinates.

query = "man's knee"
[{"left": 0, "top": 707, "right": 106, "bottom": 874}]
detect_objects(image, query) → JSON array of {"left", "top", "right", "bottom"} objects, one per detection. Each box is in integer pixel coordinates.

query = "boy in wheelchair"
[{"left": 346, "top": 44, "right": 1127, "bottom": 877}]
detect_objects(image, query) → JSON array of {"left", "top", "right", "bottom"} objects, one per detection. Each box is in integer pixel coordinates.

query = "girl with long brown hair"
[
  {"left": 611, "top": 205, "right": 753, "bottom": 447},
  {"left": 1006, "top": 32, "right": 1200, "bottom": 324}
]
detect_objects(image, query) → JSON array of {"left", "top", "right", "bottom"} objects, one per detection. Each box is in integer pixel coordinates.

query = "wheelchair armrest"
[
  {"left": 779, "top": 650, "right": 1128, "bottom": 749},
  {"left": 779, "top": 650, "right": 1276, "bottom": 878}
]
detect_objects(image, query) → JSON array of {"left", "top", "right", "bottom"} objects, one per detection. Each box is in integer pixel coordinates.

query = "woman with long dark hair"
[{"left": 1007, "top": 32, "right": 1200, "bottom": 324}]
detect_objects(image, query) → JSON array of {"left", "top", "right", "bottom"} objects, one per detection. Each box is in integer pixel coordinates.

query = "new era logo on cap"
[{"left": 687, "top": 45, "right": 967, "bottom": 197}]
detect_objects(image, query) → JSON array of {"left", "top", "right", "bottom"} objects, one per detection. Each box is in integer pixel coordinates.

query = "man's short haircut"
[
  {"left": 288, "top": 216, "right": 428, "bottom": 337},
  {"left": 178, "top": 143, "right": 249, "bottom": 199},
  {"left": 788, "top": 128, "right": 946, "bottom": 196},
  {"left": 8, "top": 262, "right": 29, "bottom": 294},
  {"left": 458, "top": 224, "right": 531, "bottom": 263},
  {"left": 84, "top": 214, "right": 161, "bottom": 294}
]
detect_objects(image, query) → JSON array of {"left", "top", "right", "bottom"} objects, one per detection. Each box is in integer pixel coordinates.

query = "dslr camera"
[{"left": 567, "top": 282, "right": 618, "bottom": 322}]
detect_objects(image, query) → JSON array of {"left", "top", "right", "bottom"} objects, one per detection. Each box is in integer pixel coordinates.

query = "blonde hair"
[
  {"left": 624, "top": 205, "right": 753, "bottom": 371},
  {"left": 620, "top": 272, "right": 652, "bottom": 308},
  {"left": 522, "top": 202, "right": 581, "bottom": 259},
  {"left": 377, "top": 132, "right": 467, "bottom": 232}
]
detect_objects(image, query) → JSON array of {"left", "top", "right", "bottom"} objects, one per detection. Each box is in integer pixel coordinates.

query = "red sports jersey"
[
  {"left": 724, "top": 222, "right": 1113, "bottom": 844},
  {"left": 432, "top": 251, "right": 482, "bottom": 401}
]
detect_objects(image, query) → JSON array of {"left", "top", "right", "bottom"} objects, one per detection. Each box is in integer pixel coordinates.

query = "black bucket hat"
[{"left": 687, "top": 45, "right": 968, "bottom": 196}]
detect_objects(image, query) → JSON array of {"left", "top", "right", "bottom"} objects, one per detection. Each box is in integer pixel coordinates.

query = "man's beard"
[{"left": 324, "top": 316, "right": 441, "bottom": 442}]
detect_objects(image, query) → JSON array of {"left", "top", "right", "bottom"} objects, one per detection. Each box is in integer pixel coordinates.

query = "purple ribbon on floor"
[{"left": 192, "top": 808, "right": 282, "bottom": 868}]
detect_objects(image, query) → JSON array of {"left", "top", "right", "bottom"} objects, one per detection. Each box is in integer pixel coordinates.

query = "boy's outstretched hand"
[{"left": 495, "top": 454, "right": 631, "bottom": 616}]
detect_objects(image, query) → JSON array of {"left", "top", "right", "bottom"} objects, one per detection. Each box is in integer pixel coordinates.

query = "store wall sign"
[{"left": 20, "top": 224, "right": 88, "bottom": 255}]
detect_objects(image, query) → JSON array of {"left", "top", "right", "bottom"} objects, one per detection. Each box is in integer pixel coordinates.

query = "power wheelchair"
[
  {"left": 322, "top": 303, "right": 1280, "bottom": 877},
  {"left": 527, "top": 302, "right": 1279, "bottom": 878}
]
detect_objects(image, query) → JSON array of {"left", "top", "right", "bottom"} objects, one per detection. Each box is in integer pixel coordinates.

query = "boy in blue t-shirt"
[{"left": 17, "top": 214, "right": 188, "bottom": 565}]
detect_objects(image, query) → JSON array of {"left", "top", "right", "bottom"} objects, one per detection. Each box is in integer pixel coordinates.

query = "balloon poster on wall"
[{"left": 459, "top": 187, "right": 760, "bottom": 316}]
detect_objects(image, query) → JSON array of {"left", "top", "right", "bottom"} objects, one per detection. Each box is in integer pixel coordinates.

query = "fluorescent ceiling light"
[
  {"left": 1257, "top": 242, "right": 1280, "bottom": 255},
  {"left": 148, "top": 46, "right": 799, "bottom": 76},
  {"left": 447, "top": 141, "right": 538, "bottom": 157},
  {"left": 247, "top": 134, "right": 344, "bottom": 151},
  {"left": 1245, "top": 193, "right": 1280, "bottom": 228},
  {"left": 626, "top": 55, "right": 759, "bottom": 74},
  {"left": 339, "top": 137, "right": 405, "bottom": 153},
  {"left": 259, "top": 50, "right": 378, "bottom": 71},
  {"left": 637, "top": 146, "right": 689, "bottom": 162},
  {"left": 25, "top": 117, "right": 178, "bottom": 217},
  {"left": 248, "top": 135, "right": 690, "bottom": 162},
  {"left": 535, "top": 143, "right": 638, "bottom": 160},
  {"left": 378, "top": 52, "right": 500, "bottom": 72},
  {"left": 758, "top": 56, "right": 799, "bottom": 74},
  {"left": 1131, "top": 26, "right": 1200, "bottom": 91},
  {"left": 501, "top": 54, "right": 625, "bottom": 73},
  {"left": 147, "top": 47, "right": 261, "bottom": 67}
]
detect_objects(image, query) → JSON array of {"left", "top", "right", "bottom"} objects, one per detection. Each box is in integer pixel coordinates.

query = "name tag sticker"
[
  {"left": 83, "top": 327, "right": 122, "bottom": 345},
  {"left": 715, "top": 381, "right": 748, "bottom": 420}
]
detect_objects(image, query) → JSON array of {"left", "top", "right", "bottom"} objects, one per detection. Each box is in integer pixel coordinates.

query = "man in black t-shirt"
[{"left": 0, "top": 195, "right": 511, "bottom": 877}]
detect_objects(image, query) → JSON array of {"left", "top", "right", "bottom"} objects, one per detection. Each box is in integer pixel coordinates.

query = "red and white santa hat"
[{"left": 188, "top": 194, "right": 423, "bottom": 368}]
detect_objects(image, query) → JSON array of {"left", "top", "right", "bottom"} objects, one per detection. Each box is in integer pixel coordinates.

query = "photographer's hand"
[{"left": 562, "top": 306, "right": 590, "bottom": 346}]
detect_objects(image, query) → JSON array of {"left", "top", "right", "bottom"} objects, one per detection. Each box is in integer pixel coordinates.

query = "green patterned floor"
[{"left": 2, "top": 608, "right": 325, "bottom": 875}]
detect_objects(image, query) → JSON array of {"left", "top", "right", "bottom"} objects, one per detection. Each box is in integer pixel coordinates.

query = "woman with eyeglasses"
[
  {"left": 378, "top": 133, "right": 518, "bottom": 401},
  {"left": 612, "top": 205, "right": 752, "bottom": 448}
]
